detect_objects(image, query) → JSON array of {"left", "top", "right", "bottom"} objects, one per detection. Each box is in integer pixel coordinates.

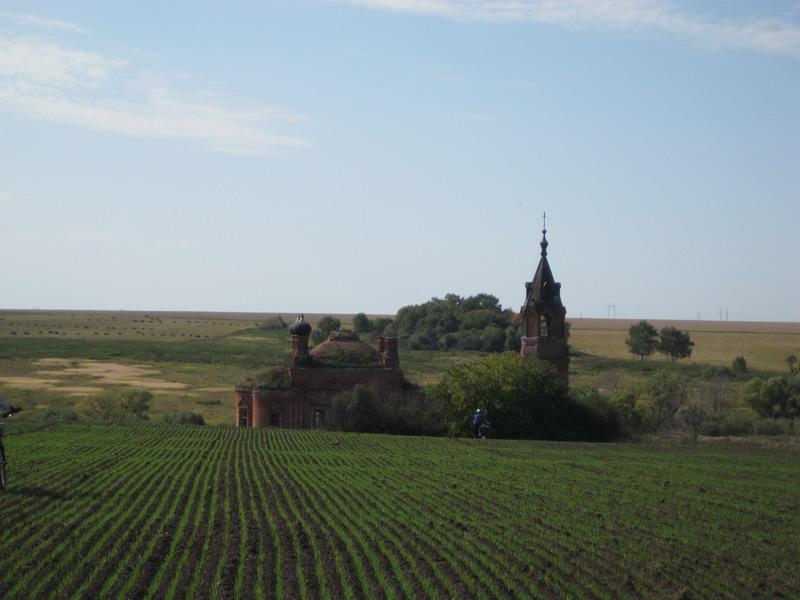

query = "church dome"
[
  {"left": 310, "top": 332, "right": 383, "bottom": 367},
  {"left": 289, "top": 315, "right": 312, "bottom": 336}
]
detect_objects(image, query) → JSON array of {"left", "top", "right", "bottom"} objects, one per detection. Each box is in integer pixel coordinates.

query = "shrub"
[
  {"left": 407, "top": 331, "right": 438, "bottom": 351},
  {"left": 609, "top": 392, "right": 645, "bottom": 434},
  {"left": 352, "top": 313, "right": 371, "bottom": 333},
  {"left": 480, "top": 325, "right": 506, "bottom": 353},
  {"left": 38, "top": 408, "right": 79, "bottom": 423},
  {"left": 259, "top": 316, "right": 287, "bottom": 331},
  {"left": 430, "top": 352, "right": 618, "bottom": 441},
  {"left": 241, "top": 366, "right": 290, "bottom": 390},
  {"left": 752, "top": 418, "right": 794, "bottom": 436},
  {"left": 159, "top": 412, "right": 205, "bottom": 426},
  {"left": 311, "top": 315, "right": 342, "bottom": 344},
  {"left": 327, "top": 384, "right": 446, "bottom": 435},
  {"left": 455, "top": 331, "right": 481, "bottom": 351},
  {"left": 741, "top": 375, "right": 800, "bottom": 419},
  {"left": 701, "top": 413, "right": 754, "bottom": 437}
]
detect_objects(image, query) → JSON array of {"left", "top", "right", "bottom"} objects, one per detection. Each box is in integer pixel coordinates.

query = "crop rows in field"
[{"left": 1, "top": 425, "right": 798, "bottom": 599}]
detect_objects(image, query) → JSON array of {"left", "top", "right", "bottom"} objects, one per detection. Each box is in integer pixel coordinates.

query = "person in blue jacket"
[{"left": 472, "top": 408, "right": 485, "bottom": 438}]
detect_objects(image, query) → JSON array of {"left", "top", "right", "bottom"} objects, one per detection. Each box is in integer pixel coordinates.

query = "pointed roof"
[{"left": 523, "top": 216, "right": 564, "bottom": 313}]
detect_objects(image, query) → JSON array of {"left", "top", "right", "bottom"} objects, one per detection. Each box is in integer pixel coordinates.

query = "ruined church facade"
[{"left": 235, "top": 316, "right": 406, "bottom": 428}]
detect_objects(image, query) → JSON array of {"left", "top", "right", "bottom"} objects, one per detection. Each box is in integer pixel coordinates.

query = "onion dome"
[{"left": 289, "top": 314, "right": 312, "bottom": 336}]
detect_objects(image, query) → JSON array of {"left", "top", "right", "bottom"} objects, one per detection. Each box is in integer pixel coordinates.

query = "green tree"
[
  {"left": 118, "top": 389, "right": 152, "bottom": 418},
  {"left": 680, "top": 404, "right": 708, "bottom": 439},
  {"left": 732, "top": 355, "right": 748, "bottom": 373},
  {"left": 642, "top": 370, "right": 688, "bottom": 429},
  {"left": 609, "top": 391, "right": 645, "bottom": 434},
  {"left": 625, "top": 320, "right": 659, "bottom": 360},
  {"left": 370, "top": 317, "right": 393, "bottom": 335},
  {"left": 480, "top": 325, "right": 506, "bottom": 353},
  {"left": 77, "top": 388, "right": 151, "bottom": 421},
  {"left": 329, "top": 384, "right": 382, "bottom": 433},
  {"left": 785, "top": 354, "right": 798, "bottom": 375},
  {"left": 741, "top": 376, "right": 800, "bottom": 419},
  {"left": 700, "top": 368, "right": 732, "bottom": 414},
  {"left": 76, "top": 391, "right": 118, "bottom": 421},
  {"left": 311, "top": 315, "right": 342, "bottom": 344},
  {"left": 352, "top": 313, "right": 371, "bottom": 333},
  {"left": 657, "top": 326, "right": 694, "bottom": 362},
  {"left": 393, "top": 293, "right": 511, "bottom": 351},
  {"left": 429, "top": 352, "right": 614, "bottom": 440},
  {"left": 504, "top": 322, "right": 521, "bottom": 352},
  {"left": 461, "top": 309, "right": 502, "bottom": 331}
]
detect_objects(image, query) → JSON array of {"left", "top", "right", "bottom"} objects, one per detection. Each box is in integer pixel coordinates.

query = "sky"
[{"left": 1, "top": 1, "right": 798, "bottom": 322}]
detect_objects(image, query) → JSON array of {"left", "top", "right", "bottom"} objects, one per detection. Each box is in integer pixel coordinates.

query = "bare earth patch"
[{"left": 0, "top": 359, "right": 188, "bottom": 394}]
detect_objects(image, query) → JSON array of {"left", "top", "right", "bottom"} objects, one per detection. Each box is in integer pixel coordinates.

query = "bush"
[
  {"left": 329, "top": 385, "right": 383, "bottom": 433},
  {"left": 480, "top": 326, "right": 506, "bottom": 353},
  {"left": 258, "top": 316, "right": 287, "bottom": 331},
  {"left": 430, "top": 352, "right": 619, "bottom": 441},
  {"left": 407, "top": 331, "right": 438, "bottom": 351},
  {"left": 609, "top": 392, "right": 646, "bottom": 435},
  {"left": 352, "top": 313, "right": 371, "bottom": 333},
  {"left": 752, "top": 418, "right": 794, "bottom": 436},
  {"left": 741, "top": 375, "right": 800, "bottom": 419},
  {"left": 701, "top": 413, "right": 754, "bottom": 437},
  {"left": 327, "top": 384, "right": 446, "bottom": 435},
  {"left": 568, "top": 385, "right": 624, "bottom": 441},
  {"left": 159, "top": 412, "right": 205, "bottom": 426},
  {"left": 311, "top": 315, "right": 342, "bottom": 344},
  {"left": 38, "top": 408, "right": 79, "bottom": 423},
  {"left": 241, "top": 366, "right": 289, "bottom": 390},
  {"left": 455, "top": 331, "right": 481, "bottom": 351}
]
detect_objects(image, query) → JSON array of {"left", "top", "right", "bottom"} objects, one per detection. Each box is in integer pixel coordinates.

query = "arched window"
[{"left": 540, "top": 315, "right": 550, "bottom": 337}]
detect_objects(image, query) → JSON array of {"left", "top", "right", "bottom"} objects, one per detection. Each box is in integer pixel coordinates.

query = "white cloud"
[
  {"left": 0, "top": 12, "right": 83, "bottom": 33},
  {"left": 0, "top": 31, "right": 311, "bottom": 157},
  {"left": 0, "top": 36, "right": 121, "bottom": 87},
  {"left": 333, "top": 0, "right": 800, "bottom": 57}
]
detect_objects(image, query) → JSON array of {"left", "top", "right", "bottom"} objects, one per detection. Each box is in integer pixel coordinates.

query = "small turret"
[{"left": 290, "top": 315, "right": 311, "bottom": 365}]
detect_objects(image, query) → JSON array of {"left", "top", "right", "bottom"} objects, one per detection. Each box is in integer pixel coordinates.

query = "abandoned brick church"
[
  {"left": 235, "top": 221, "right": 569, "bottom": 427},
  {"left": 235, "top": 318, "right": 406, "bottom": 428}
]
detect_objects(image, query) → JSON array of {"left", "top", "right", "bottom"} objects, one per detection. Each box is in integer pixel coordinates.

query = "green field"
[{"left": 1, "top": 424, "right": 797, "bottom": 599}]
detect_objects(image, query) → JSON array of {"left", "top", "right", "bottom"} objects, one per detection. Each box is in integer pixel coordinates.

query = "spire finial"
[{"left": 540, "top": 212, "right": 549, "bottom": 257}]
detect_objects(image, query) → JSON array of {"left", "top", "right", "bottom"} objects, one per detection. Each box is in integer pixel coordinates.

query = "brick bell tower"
[{"left": 520, "top": 214, "right": 569, "bottom": 387}]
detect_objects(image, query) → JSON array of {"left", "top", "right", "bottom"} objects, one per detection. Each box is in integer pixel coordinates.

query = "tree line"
[{"left": 317, "top": 293, "right": 524, "bottom": 353}]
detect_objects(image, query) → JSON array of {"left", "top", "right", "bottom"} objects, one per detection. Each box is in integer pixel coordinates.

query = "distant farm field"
[
  {"left": 1, "top": 311, "right": 799, "bottom": 423},
  {"left": 569, "top": 318, "right": 800, "bottom": 374},
  {"left": 1, "top": 424, "right": 797, "bottom": 599}
]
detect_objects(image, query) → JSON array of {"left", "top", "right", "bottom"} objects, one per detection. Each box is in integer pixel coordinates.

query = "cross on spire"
[{"left": 540, "top": 211, "right": 548, "bottom": 257}]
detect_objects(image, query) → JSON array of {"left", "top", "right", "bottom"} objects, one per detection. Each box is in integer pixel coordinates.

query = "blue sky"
[{"left": 1, "top": 1, "right": 798, "bottom": 321}]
